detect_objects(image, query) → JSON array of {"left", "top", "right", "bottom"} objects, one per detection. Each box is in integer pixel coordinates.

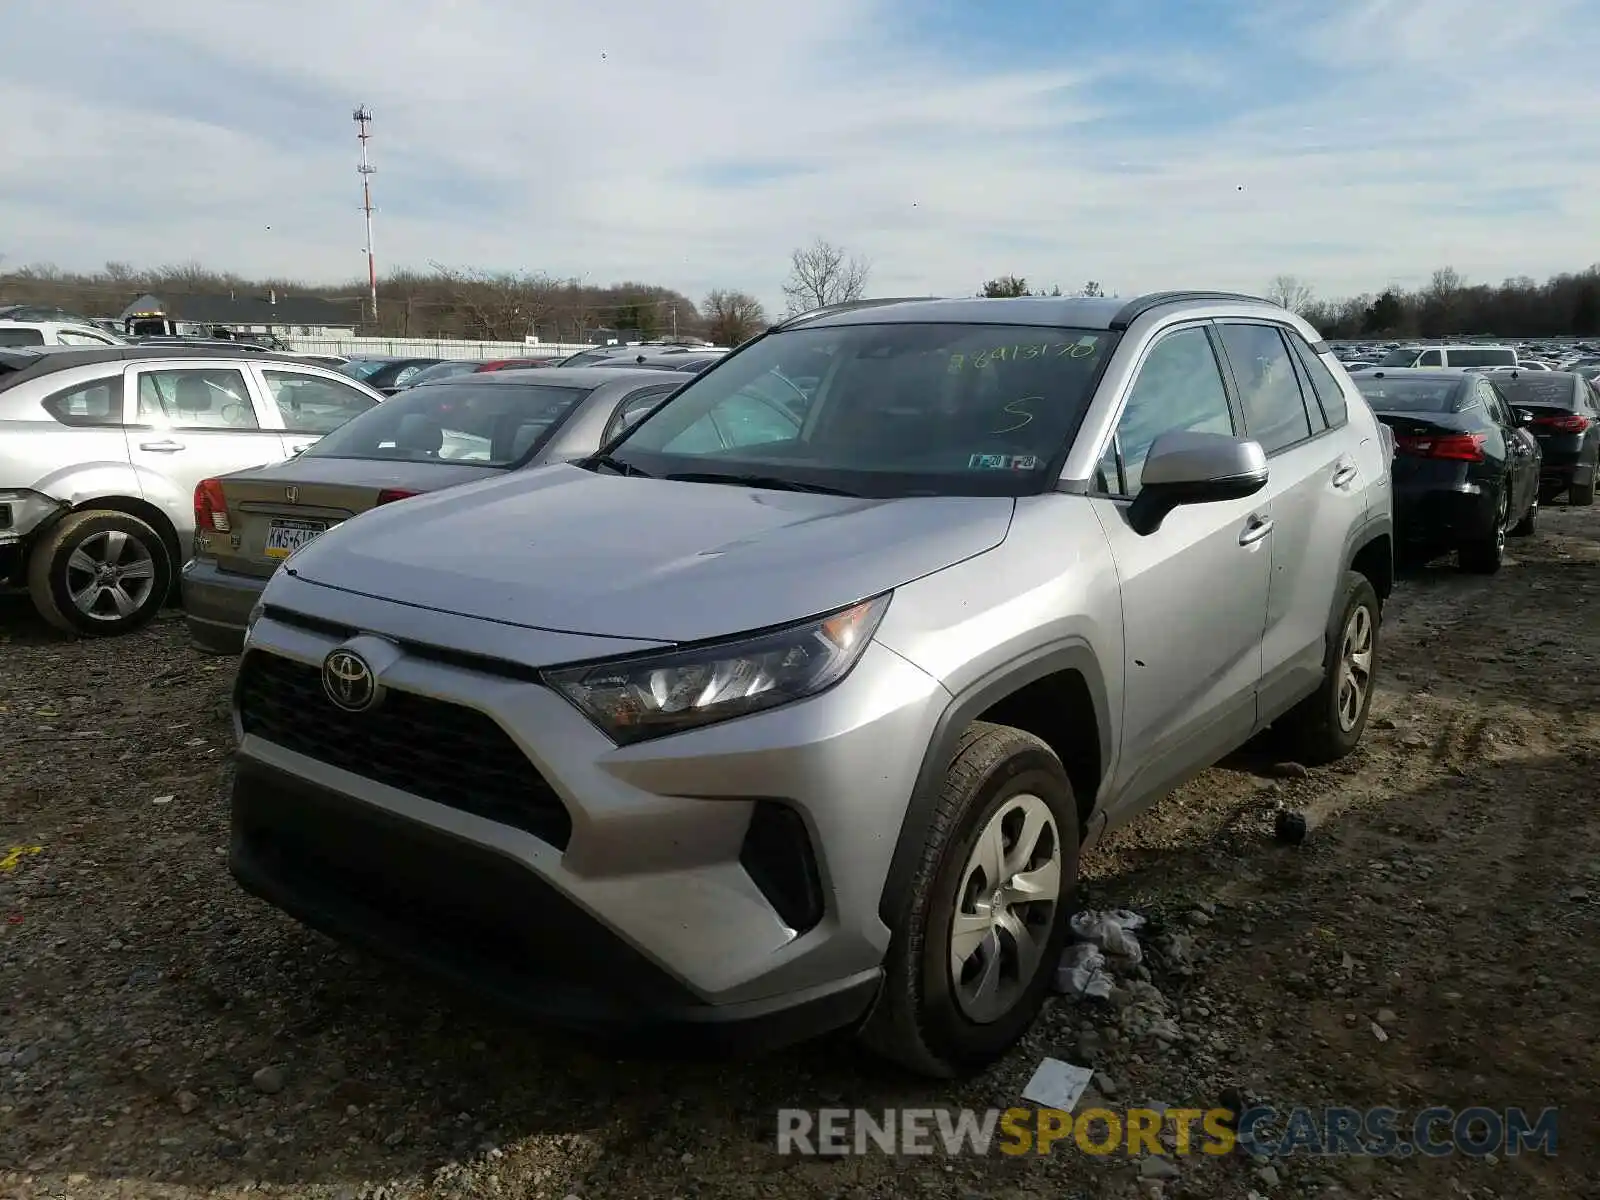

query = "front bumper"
[
  {"left": 181, "top": 557, "right": 270, "bottom": 653},
  {"left": 229, "top": 581, "right": 951, "bottom": 1046},
  {"left": 230, "top": 757, "right": 880, "bottom": 1053},
  {"left": 1391, "top": 480, "right": 1497, "bottom": 547}
]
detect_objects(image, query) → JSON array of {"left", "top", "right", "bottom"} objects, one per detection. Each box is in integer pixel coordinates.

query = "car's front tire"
[
  {"left": 860, "top": 722, "right": 1080, "bottom": 1078},
  {"left": 26, "top": 509, "right": 173, "bottom": 637}
]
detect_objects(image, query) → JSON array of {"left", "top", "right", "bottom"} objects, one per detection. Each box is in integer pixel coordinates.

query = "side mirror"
[
  {"left": 1515, "top": 408, "right": 1534, "bottom": 426},
  {"left": 1126, "top": 431, "right": 1269, "bottom": 536}
]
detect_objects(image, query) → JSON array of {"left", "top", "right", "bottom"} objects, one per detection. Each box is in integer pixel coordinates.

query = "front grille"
[{"left": 236, "top": 651, "right": 572, "bottom": 848}]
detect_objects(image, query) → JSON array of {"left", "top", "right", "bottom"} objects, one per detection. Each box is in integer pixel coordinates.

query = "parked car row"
[
  {"left": 1349, "top": 367, "right": 1596, "bottom": 569},
  {"left": 4, "top": 292, "right": 1584, "bottom": 1076}
]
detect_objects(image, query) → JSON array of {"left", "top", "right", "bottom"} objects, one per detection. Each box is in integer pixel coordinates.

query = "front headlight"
[{"left": 544, "top": 594, "right": 891, "bottom": 746}]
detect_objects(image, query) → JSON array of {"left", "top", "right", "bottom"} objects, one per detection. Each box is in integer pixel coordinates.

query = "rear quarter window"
[
  {"left": 42, "top": 376, "right": 124, "bottom": 427},
  {"left": 0, "top": 328, "right": 46, "bottom": 347},
  {"left": 1286, "top": 333, "right": 1349, "bottom": 428}
]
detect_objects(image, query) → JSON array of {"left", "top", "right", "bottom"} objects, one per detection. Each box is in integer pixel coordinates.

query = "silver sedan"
[{"left": 181, "top": 367, "right": 683, "bottom": 652}]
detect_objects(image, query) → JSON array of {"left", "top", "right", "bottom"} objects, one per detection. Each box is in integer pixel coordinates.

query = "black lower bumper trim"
[{"left": 228, "top": 756, "right": 879, "bottom": 1055}]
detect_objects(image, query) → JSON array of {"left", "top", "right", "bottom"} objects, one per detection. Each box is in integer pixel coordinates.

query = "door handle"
[
  {"left": 138, "top": 440, "right": 186, "bottom": 452},
  {"left": 1332, "top": 464, "right": 1358, "bottom": 489},
  {"left": 1239, "top": 515, "right": 1274, "bottom": 546}
]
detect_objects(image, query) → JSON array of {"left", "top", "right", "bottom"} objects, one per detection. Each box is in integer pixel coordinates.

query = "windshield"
[
  {"left": 302, "top": 381, "right": 592, "bottom": 466},
  {"left": 1448, "top": 348, "right": 1517, "bottom": 367},
  {"left": 338, "top": 358, "right": 395, "bottom": 381},
  {"left": 1353, "top": 378, "right": 1465, "bottom": 412},
  {"left": 606, "top": 322, "right": 1116, "bottom": 496},
  {"left": 1495, "top": 374, "right": 1581, "bottom": 409}
]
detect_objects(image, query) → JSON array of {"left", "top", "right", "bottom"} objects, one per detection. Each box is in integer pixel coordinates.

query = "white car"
[{"left": 0, "top": 319, "right": 128, "bottom": 349}]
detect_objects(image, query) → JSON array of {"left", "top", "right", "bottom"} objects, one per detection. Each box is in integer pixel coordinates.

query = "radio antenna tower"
[{"left": 353, "top": 106, "right": 378, "bottom": 323}]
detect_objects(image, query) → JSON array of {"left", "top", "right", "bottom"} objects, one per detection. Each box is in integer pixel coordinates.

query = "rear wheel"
[
  {"left": 1276, "top": 571, "right": 1380, "bottom": 765},
  {"left": 1571, "top": 459, "right": 1596, "bottom": 507},
  {"left": 860, "top": 722, "right": 1079, "bottom": 1078},
  {"left": 27, "top": 510, "right": 173, "bottom": 637},
  {"left": 1458, "top": 486, "right": 1508, "bottom": 574},
  {"left": 1510, "top": 492, "right": 1539, "bottom": 536}
]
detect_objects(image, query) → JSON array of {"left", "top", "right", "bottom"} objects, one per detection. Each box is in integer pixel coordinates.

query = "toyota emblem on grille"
[
  {"left": 322, "top": 648, "right": 380, "bottom": 712},
  {"left": 285, "top": 486, "right": 299, "bottom": 503}
]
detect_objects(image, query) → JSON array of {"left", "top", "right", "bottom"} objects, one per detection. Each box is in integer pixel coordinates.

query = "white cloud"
[{"left": 2, "top": 0, "right": 1598, "bottom": 315}]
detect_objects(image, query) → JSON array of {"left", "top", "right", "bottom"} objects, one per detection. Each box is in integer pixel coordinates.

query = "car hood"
[{"left": 286, "top": 463, "right": 1015, "bottom": 642}]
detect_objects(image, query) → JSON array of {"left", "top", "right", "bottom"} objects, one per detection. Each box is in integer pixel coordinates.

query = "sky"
[{"left": 3, "top": 0, "right": 1599, "bottom": 315}]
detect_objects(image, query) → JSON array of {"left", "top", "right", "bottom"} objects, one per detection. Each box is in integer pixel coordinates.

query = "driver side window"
[
  {"left": 135, "top": 368, "right": 260, "bottom": 430},
  {"left": 662, "top": 389, "right": 801, "bottom": 454},
  {"left": 1098, "top": 327, "right": 1235, "bottom": 497}
]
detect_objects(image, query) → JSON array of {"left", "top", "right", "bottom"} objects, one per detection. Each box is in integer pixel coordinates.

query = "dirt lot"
[{"left": 3, "top": 504, "right": 1598, "bottom": 1200}]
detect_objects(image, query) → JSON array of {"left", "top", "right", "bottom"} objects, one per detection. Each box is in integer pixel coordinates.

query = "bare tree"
[
  {"left": 981, "top": 275, "right": 1030, "bottom": 297},
  {"left": 702, "top": 289, "right": 767, "bottom": 346},
  {"left": 781, "top": 238, "right": 870, "bottom": 315},
  {"left": 1080, "top": 280, "right": 1104, "bottom": 298},
  {"left": 429, "top": 263, "right": 558, "bottom": 341},
  {"left": 1265, "top": 274, "right": 1315, "bottom": 314}
]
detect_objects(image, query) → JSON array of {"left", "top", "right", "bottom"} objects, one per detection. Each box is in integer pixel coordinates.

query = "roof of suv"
[
  {"left": 778, "top": 291, "right": 1283, "bottom": 334},
  {"left": 0, "top": 343, "right": 338, "bottom": 392}
]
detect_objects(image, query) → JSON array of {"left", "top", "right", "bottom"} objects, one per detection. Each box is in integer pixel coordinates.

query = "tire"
[
  {"left": 1457, "top": 484, "right": 1508, "bottom": 574},
  {"left": 1571, "top": 461, "right": 1595, "bottom": 507},
  {"left": 1275, "top": 571, "right": 1380, "bottom": 766},
  {"left": 1510, "top": 492, "right": 1538, "bottom": 537},
  {"left": 859, "top": 722, "right": 1080, "bottom": 1078},
  {"left": 26, "top": 509, "right": 173, "bottom": 637}
]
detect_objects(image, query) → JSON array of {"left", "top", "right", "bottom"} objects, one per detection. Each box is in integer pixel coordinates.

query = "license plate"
[{"left": 264, "top": 518, "right": 327, "bottom": 559}]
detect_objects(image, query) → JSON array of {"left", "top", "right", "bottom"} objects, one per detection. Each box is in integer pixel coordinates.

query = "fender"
[{"left": 876, "top": 639, "right": 1112, "bottom": 927}]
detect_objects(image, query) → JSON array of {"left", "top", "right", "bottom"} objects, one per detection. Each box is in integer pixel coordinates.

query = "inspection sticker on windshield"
[{"left": 968, "top": 453, "right": 1039, "bottom": 470}]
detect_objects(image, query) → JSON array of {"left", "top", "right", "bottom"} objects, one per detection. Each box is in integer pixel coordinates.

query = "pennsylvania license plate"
[{"left": 264, "top": 518, "right": 327, "bottom": 559}]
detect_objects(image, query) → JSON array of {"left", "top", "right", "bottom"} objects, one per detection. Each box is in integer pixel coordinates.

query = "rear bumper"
[
  {"left": 181, "top": 557, "right": 268, "bottom": 653},
  {"left": 1536, "top": 448, "right": 1593, "bottom": 492},
  {"left": 228, "top": 756, "right": 881, "bottom": 1054},
  {"left": 1391, "top": 481, "right": 1497, "bottom": 546}
]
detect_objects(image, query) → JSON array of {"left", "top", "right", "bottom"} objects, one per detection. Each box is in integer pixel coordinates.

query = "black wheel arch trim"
[
  {"left": 877, "top": 639, "right": 1111, "bottom": 928},
  {"left": 1342, "top": 511, "right": 1394, "bottom": 595}
]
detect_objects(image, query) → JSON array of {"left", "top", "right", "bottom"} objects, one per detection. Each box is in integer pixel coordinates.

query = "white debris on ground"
[
  {"left": 1054, "top": 907, "right": 1205, "bottom": 1069},
  {"left": 1055, "top": 908, "right": 1146, "bottom": 998}
]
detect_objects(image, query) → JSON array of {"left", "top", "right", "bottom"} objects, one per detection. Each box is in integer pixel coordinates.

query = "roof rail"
[
  {"left": 774, "top": 296, "right": 943, "bottom": 331},
  {"left": 1108, "top": 291, "right": 1274, "bottom": 331}
]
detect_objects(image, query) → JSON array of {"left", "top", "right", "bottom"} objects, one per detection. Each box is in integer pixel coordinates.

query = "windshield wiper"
[
  {"left": 583, "top": 453, "right": 652, "bottom": 478},
  {"left": 664, "top": 471, "right": 860, "bottom": 496}
]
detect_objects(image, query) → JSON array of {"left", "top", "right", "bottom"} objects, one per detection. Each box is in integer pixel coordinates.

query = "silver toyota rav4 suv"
[{"left": 230, "top": 292, "right": 1394, "bottom": 1076}]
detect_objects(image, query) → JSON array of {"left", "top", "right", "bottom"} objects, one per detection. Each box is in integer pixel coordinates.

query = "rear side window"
[
  {"left": 1286, "top": 334, "right": 1349, "bottom": 428},
  {"left": 42, "top": 376, "right": 123, "bottom": 427},
  {"left": 0, "top": 328, "right": 45, "bottom": 347},
  {"left": 1416, "top": 349, "right": 1443, "bottom": 367}
]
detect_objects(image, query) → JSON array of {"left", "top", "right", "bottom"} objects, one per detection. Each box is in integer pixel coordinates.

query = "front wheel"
[
  {"left": 26, "top": 510, "right": 173, "bottom": 637},
  {"left": 859, "top": 722, "right": 1080, "bottom": 1078}
]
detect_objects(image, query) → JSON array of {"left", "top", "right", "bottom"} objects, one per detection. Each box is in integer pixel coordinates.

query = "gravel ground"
[{"left": 3, "top": 503, "right": 1598, "bottom": 1200}]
